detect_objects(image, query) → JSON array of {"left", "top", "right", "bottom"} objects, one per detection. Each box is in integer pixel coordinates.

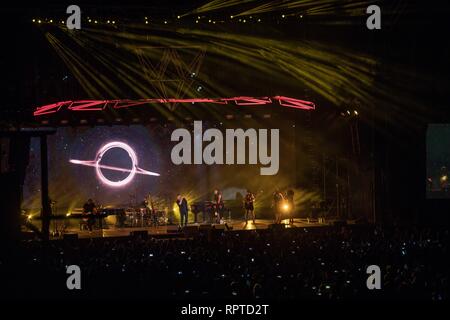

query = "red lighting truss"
[{"left": 33, "top": 96, "right": 315, "bottom": 117}]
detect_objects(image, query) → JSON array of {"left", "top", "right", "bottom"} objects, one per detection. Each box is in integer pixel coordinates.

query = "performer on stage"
[
  {"left": 144, "top": 193, "right": 157, "bottom": 227},
  {"left": 272, "top": 190, "right": 284, "bottom": 224},
  {"left": 213, "top": 189, "right": 224, "bottom": 223},
  {"left": 176, "top": 194, "right": 189, "bottom": 227},
  {"left": 286, "top": 189, "right": 295, "bottom": 225},
  {"left": 82, "top": 198, "right": 97, "bottom": 231},
  {"left": 142, "top": 197, "right": 149, "bottom": 210},
  {"left": 244, "top": 190, "right": 256, "bottom": 224}
]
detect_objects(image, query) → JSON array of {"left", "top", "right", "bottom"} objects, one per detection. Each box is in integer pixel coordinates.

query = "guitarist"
[
  {"left": 145, "top": 193, "right": 157, "bottom": 227},
  {"left": 213, "top": 189, "right": 224, "bottom": 223}
]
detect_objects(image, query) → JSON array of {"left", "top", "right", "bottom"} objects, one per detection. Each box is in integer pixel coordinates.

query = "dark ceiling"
[{"left": 0, "top": 0, "right": 449, "bottom": 127}]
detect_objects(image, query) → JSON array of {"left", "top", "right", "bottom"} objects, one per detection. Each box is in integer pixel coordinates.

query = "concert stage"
[{"left": 49, "top": 218, "right": 330, "bottom": 240}]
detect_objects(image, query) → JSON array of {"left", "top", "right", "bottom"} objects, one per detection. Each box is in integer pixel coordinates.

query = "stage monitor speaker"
[
  {"left": 63, "top": 233, "right": 78, "bottom": 241},
  {"left": 268, "top": 223, "right": 286, "bottom": 231},
  {"left": 199, "top": 224, "right": 213, "bottom": 231},
  {"left": 183, "top": 225, "right": 199, "bottom": 236},
  {"left": 130, "top": 230, "right": 148, "bottom": 238},
  {"left": 213, "top": 224, "right": 227, "bottom": 230},
  {"left": 333, "top": 220, "right": 348, "bottom": 227},
  {"left": 167, "top": 225, "right": 181, "bottom": 233}
]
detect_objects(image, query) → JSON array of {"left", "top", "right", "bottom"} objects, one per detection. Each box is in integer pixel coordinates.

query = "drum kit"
[
  {"left": 121, "top": 193, "right": 167, "bottom": 227},
  {"left": 124, "top": 207, "right": 167, "bottom": 227}
]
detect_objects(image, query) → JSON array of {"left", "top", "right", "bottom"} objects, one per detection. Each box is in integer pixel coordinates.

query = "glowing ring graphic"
[
  {"left": 95, "top": 142, "right": 138, "bottom": 187},
  {"left": 69, "top": 141, "right": 160, "bottom": 188}
]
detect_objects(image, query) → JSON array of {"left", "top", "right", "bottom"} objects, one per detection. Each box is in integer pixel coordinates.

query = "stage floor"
[{"left": 56, "top": 218, "right": 328, "bottom": 239}]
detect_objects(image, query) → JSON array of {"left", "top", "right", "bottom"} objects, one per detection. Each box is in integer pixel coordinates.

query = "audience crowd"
[{"left": 4, "top": 226, "right": 448, "bottom": 300}]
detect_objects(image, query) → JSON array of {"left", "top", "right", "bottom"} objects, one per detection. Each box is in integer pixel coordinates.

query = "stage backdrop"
[{"left": 22, "top": 121, "right": 299, "bottom": 215}]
